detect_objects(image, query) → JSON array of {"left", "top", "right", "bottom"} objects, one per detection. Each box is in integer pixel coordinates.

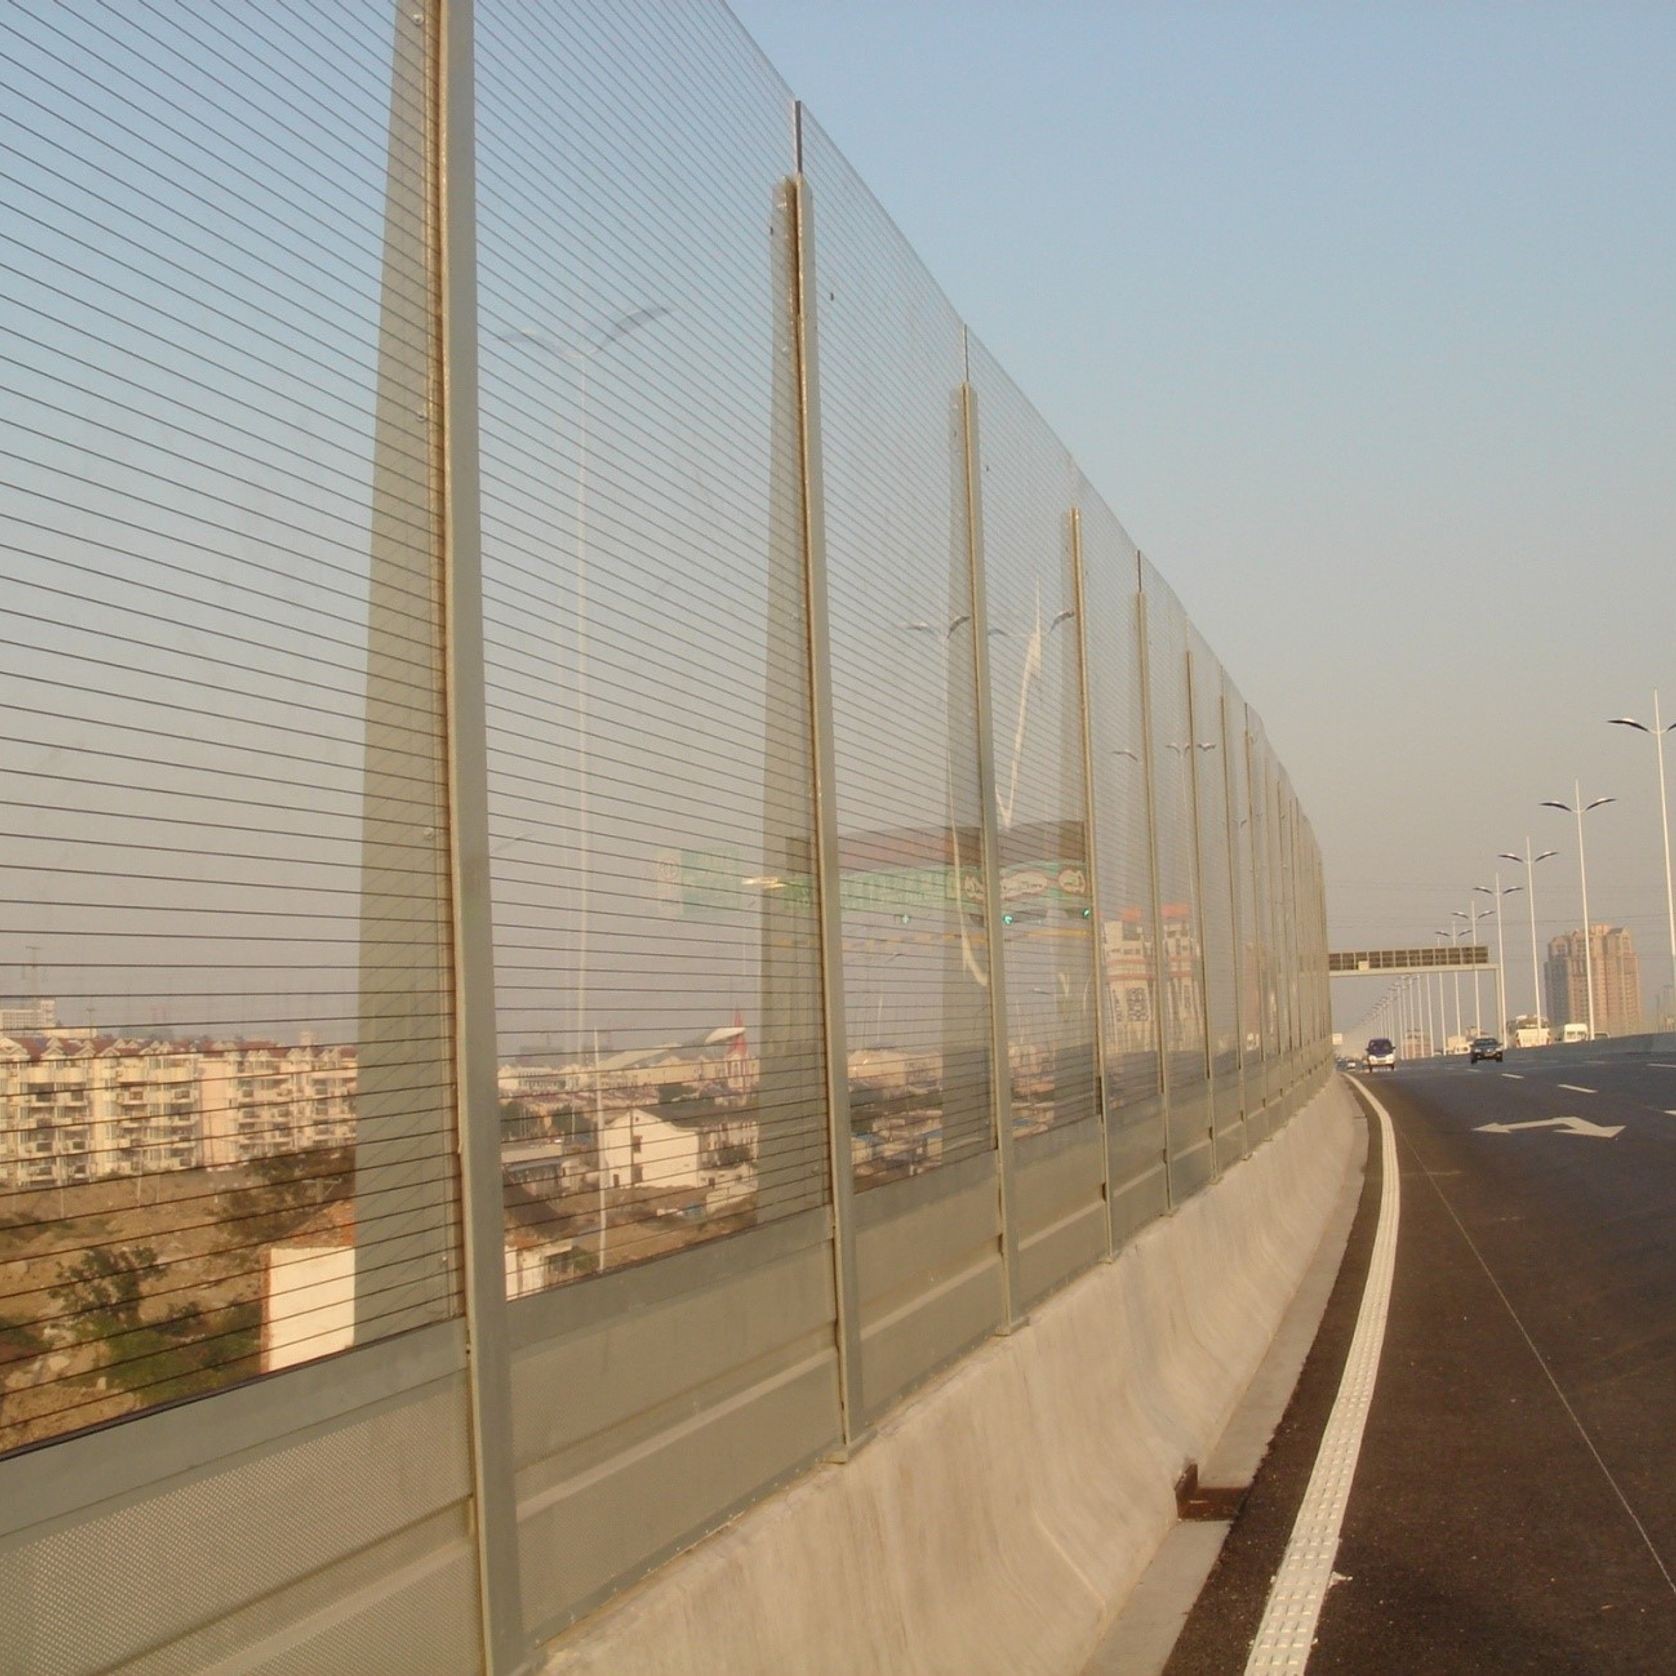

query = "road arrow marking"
[
  {"left": 1558, "top": 1083, "right": 1597, "bottom": 1094},
  {"left": 1475, "top": 1116, "right": 1623, "bottom": 1139}
]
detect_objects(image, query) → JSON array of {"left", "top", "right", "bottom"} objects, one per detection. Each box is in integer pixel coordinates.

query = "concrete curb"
[{"left": 537, "top": 1081, "right": 1359, "bottom": 1676}]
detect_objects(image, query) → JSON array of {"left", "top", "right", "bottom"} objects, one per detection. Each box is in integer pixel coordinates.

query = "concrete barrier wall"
[
  {"left": 536, "top": 1076, "right": 1357, "bottom": 1676},
  {"left": 1530, "top": 1030, "right": 1676, "bottom": 1060}
]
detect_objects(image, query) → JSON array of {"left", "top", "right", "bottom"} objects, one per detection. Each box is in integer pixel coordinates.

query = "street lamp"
[
  {"left": 1474, "top": 879, "right": 1522, "bottom": 1042},
  {"left": 1540, "top": 784, "right": 1616, "bottom": 1041},
  {"left": 1608, "top": 692, "right": 1676, "bottom": 1025},
  {"left": 1498, "top": 843, "right": 1557, "bottom": 1038},
  {"left": 501, "top": 306, "right": 672, "bottom": 1063},
  {"left": 1452, "top": 905, "right": 1486, "bottom": 1035},
  {"left": 1436, "top": 925, "right": 1469, "bottom": 1045}
]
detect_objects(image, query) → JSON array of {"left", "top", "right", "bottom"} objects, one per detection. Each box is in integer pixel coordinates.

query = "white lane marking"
[
  {"left": 1665, "top": 1110, "right": 1676, "bottom": 1118},
  {"left": 1652, "top": 1063, "right": 1676, "bottom": 1070},
  {"left": 1475, "top": 1116, "right": 1622, "bottom": 1139},
  {"left": 1500, "top": 1072, "right": 1523, "bottom": 1080},
  {"left": 1244, "top": 1079, "right": 1400, "bottom": 1676},
  {"left": 1558, "top": 1083, "right": 1596, "bottom": 1094}
]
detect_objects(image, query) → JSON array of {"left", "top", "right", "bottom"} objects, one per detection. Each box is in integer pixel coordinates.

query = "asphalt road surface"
[{"left": 1167, "top": 1055, "right": 1676, "bottom": 1675}]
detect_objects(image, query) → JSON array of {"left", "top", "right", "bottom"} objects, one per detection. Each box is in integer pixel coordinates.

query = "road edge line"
[{"left": 1242, "top": 1077, "right": 1399, "bottom": 1676}]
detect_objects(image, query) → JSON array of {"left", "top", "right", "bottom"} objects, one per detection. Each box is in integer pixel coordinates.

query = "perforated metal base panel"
[
  {"left": 1, "top": 1376, "right": 476, "bottom": 1676},
  {"left": 1017, "top": 1118, "right": 1109, "bottom": 1306},
  {"left": 511, "top": 1216, "right": 842, "bottom": 1635},
  {"left": 856, "top": 1149, "right": 1005, "bottom": 1422}
]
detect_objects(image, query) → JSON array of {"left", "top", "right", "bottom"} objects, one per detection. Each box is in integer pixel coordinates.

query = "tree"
[
  {"left": 48, "top": 1244, "right": 258, "bottom": 1409},
  {"left": 0, "top": 1311, "right": 51, "bottom": 1433}
]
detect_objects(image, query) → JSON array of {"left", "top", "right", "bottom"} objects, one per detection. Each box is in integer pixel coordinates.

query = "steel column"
[
  {"left": 1219, "top": 690, "right": 1247, "bottom": 1148},
  {"left": 1133, "top": 577, "right": 1174, "bottom": 1204},
  {"left": 1067, "top": 508, "right": 1116, "bottom": 1256},
  {"left": 1183, "top": 648, "right": 1216, "bottom": 1148},
  {"left": 436, "top": 1, "right": 527, "bottom": 1669},
  {"left": 780, "top": 132, "right": 869, "bottom": 1451},
  {"left": 957, "top": 359, "right": 1025, "bottom": 1327}
]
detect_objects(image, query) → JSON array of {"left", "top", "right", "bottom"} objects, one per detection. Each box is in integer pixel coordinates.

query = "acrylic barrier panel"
[
  {"left": 474, "top": 1, "right": 829, "bottom": 1297},
  {"left": 1141, "top": 566, "right": 1208, "bottom": 1096},
  {"left": 800, "top": 117, "right": 995, "bottom": 1191},
  {"left": 1076, "top": 490, "right": 1161, "bottom": 1110},
  {"left": 1189, "top": 630, "right": 1238, "bottom": 1081},
  {"left": 967, "top": 341, "right": 1097, "bottom": 1139},
  {"left": 0, "top": 2, "right": 460, "bottom": 1456}
]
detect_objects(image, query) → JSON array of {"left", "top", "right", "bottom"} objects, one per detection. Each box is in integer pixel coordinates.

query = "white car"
[{"left": 1365, "top": 1037, "right": 1397, "bottom": 1071}]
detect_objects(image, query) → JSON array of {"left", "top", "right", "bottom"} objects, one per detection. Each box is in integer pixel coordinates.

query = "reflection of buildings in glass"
[
  {"left": 835, "top": 819, "right": 992, "bottom": 1181},
  {"left": 1101, "top": 908, "right": 1156, "bottom": 1052},
  {"left": 489, "top": 1017, "right": 770, "bottom": 1292},
  {"left": 1160, "top": 903, "right": 1205, "bottom": 1048},
  {"left": 1543, "top": 925, "right": 1642, "bottom": 1038},
  {"left": 502, "top": 1020, "right": 758, "bottom": 1111},
  {"left": 849, "top": 1044, "right": 948, "bottom": 1183},
  {"left": 0, "top": 995, "right": 55, "bottom": 1032},
  {"left": 0, "top": 1031, "right": 357, "bottom": 1190}
]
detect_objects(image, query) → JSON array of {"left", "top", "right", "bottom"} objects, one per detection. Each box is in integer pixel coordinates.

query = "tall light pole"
[
  {"left": 1437, "top": 926, "right": 1467, "bottom": 1044},
  {"left": 1541, "top": 784, "right": 1616, "bottom": 1040},
  {"left": 501, "top": 306, "right": 671, "bottom": 1066},
  {"left": 1499, "top": 842, "right": 1558, "bottom": 1038},
  {"left": 1453, "top": 906, "right": 1484, "bottom": 1034},
  {"left": 1609, "top": 693, "right": 1676, "bottom": 1026},
  {"left": 1474, "top": 879, "right": 1522, "bottom": 1041}
]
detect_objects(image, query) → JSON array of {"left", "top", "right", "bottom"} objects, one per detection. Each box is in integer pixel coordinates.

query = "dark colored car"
[{"left": 1469, "top": 1035, "right": 1503, "bottom": 1063}]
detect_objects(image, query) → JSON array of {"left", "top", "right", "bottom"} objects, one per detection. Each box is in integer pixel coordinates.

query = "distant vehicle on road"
[
  {"left": 1365, "top": 1037, "right": 1397, "bottom": 1071},
  {"left": 1469, "top": 1035, "right": 1504, "bottom": 1063},
  {"left": 1514, "top": 1025, "right": 1551, "bottom": 1048},
  {"left": 1561, "top": 1022, "right": 1590, "bottom": 1044}
]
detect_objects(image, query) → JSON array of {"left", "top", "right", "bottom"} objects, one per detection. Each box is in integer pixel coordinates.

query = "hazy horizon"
[{"left": 731, "top": 0, "right": 1676, "bottom": 1032}]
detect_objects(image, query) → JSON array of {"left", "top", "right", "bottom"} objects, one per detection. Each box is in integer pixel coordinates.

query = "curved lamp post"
[
  {"left": 1540, "top": 785, "right": 1616, "bottom": 1040},
  {"left": 1498, "top": 843, "right": 1557, "bottom": 1037},
  {"left": 1474, "top": 879, "right": 1522, "bottom": 1042},
  {"left": 1609, "top": 693, "right": 1676, "bottom": 1025},
  {"left": 1452, "top": 905, "right": 1485, "bottom": 1035}
]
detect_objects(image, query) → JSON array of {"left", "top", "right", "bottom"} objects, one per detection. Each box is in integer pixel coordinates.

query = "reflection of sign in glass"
[
  {"left": 654, "top": 850, "right": 683, "bottom": 918},
  {"left": 657, "top": 851, "right": 1090, "bottom": 919}
]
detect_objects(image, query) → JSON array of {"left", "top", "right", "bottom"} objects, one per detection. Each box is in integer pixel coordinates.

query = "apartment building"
[
  {"left": 1543, "top": 924, "right": 1643, "bottom": 1038},
  {"left": 0, "top": 1035, "right": 360, "bottom": 1190}
]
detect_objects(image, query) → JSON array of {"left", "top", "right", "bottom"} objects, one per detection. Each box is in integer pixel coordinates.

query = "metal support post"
[
  {"left": 1220, "top": 690, "right": 1247, "bottom": 1148},
  {"left": 1183, "top": 649, "right": 1216, "bottom": 1150},
  {"left": 1133, "top": 578, "right": 1174, "bottom": 1202},
  {"left": 359, "top": 0, "right": 457, "bottom": 1349},
  {"left": 780, "top": 133, "right": 869, "bottom": 1450},
  {"left": 1067, "top": 508, "right": 1115, "bottom": 1256},
  {"left": 958, "top": 359, "right": 1026, "bottom": 1327},
  {"left": 1243, "top": 718, "right": 1271, "bottom": 1107},
  {"left": 435, "top": 2, "right": 527, "bottom": 1668}
]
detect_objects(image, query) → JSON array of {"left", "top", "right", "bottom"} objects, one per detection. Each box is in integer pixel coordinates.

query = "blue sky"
[{"left": 730, "top": 0, "right": 1676, "bottom": 1025}]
